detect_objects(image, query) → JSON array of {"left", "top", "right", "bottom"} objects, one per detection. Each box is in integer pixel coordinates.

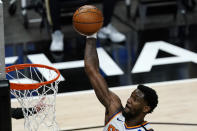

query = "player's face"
[{"left": 123, "top": 89, "right": 147, "bottom": 118}]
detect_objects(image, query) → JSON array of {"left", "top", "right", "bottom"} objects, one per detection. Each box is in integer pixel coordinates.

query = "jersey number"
[{"left": 108, "top": 124, "right": 119, "bottom": 131}]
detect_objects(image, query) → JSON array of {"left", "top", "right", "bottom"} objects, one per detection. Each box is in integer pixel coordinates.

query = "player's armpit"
[{"left": 105, "top": 91, "right": 123, "bottom": 115}]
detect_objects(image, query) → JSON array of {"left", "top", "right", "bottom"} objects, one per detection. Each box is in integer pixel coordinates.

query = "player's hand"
[{"left": 86, "top": 33, "right": 97, "bottom": 39}]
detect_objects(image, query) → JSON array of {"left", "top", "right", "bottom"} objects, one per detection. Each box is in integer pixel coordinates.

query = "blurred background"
[{"left": 3, "top": 0, "right": 197, "bottom": 92}]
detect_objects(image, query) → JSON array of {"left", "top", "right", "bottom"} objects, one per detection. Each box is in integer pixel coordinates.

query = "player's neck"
[{"left": 125, "top": 115, "right": 145, "bottom": 127}]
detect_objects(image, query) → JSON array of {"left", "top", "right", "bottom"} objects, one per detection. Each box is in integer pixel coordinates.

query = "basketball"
[{"left": 73, "top": 5, "right": 103, "bottom": 36}]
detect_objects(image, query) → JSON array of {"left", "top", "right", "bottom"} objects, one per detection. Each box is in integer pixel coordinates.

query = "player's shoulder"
[
  {"left": 109, "top": 91, "right": 123, "bottom": 109},
  {"left": 143, "top": 122, "right": 154, "bottom": 131},
  {"left": 105, "top": 108, "right": 123, "bottom": 125}
]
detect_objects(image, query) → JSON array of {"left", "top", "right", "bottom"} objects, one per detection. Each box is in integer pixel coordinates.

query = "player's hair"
[{"left": 137, "top": 85, "right": 158, "bottom": 113}]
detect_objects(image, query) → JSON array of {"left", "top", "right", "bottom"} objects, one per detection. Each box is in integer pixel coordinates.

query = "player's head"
[{"left": 122, "top": 85, "right": 158, "bottom": 119}]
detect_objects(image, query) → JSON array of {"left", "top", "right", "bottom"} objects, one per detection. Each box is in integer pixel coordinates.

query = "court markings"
[
  {"left": 56, "top": 78, "right": 197, "bottom": 97},
  {"left": 11, "top": 78, "right": 197, "bottom": 131}
]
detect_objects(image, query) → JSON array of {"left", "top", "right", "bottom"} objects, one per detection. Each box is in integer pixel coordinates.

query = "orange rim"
[{"left": 6, "top": 64, "right": 60, "bottom": 90}]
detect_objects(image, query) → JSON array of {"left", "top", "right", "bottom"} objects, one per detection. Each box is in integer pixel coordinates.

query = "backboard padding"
[
  {"left": 0, "top": 1, "right": 12, "bottom": 131},
  {"left": 0, "top": 0, "right": 5, "bottom": 80}
]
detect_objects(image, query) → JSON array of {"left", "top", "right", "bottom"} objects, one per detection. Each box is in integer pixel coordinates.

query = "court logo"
[
  {"left": 5, "top": 41, "right": 197, "bottom": 78},
  {"left": 132, "top": 41, "right": 197, "bottom": 73}
]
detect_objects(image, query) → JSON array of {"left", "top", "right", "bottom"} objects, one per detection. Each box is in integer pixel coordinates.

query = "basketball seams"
[
  {"left": 73, "top": 21, "right": 103, "bottom": 35},
  {"left": 73, "top": 11, "right": 102, "bottom": 19},
  {"left": 73, "top": 21, "right": 103, "bottom": 24},
  {"left": 73, "top": 11, "right": 103, "bottom": 24},
  {"left": 73, "top": 5, "right": 103, "bottom": 35}
]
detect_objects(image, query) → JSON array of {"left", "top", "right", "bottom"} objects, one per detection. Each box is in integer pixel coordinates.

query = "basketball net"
[{"left": 6, "top": 64, "right": 60, "bottom": 131}]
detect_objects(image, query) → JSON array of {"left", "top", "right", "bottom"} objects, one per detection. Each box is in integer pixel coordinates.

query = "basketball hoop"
[{"left": 6, "top": 64, "right": 60, "bottom": 131}]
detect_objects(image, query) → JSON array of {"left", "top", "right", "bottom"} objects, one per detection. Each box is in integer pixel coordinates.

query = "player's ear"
[{"left": 143, "top": 106, "right": 151, "bottom": 113}]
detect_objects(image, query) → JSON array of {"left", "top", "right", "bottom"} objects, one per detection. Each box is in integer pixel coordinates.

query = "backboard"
[
  {"left": 0, "top": 1, "right": 12, "bottom": 131},
  {"left": 0, "top": 0, "right": 5, "bottom": 80}
]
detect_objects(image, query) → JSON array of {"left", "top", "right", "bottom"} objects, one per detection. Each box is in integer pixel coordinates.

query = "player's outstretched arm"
[{"left": 84, "top": 36, "right": 122, "bottom": 114}]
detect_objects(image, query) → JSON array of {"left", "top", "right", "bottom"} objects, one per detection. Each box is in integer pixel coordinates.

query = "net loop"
[
  {"left": 7, "top": 64, "right": 60, "bottom": 131},
  {"left": 6, "top": 64, "right": 60, "bottom": 90}
]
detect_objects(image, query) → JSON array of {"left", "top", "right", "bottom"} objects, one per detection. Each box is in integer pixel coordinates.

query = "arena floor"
[{"left": 12, "top": 79, "right": 197, "bottom": 131}]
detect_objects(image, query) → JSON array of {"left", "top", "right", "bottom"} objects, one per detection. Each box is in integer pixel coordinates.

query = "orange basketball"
[{"left": 73, "top": 5, "right": 103, "bottom": 36}]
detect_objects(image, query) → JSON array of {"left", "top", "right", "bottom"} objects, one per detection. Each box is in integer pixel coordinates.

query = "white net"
[{"left": 6, "top": 64, "right": 60, "bottom": 131}]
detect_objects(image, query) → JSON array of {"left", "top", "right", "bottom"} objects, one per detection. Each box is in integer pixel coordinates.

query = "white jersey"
[{"left": 104, "top": 111, "right": 153, "bottom": 131}]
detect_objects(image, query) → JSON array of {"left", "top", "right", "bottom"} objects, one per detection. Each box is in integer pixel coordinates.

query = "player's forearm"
[
  {"left": 84, "top": 38, "right": 99, "bottom": 71},
  {"left": 84, "top": 38, "right": 111, "bottom": 107}
]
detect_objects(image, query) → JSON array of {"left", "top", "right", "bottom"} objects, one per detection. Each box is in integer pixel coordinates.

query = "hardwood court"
[{"left": 11, "top": 78, "right": 197, "bottom": 131}]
